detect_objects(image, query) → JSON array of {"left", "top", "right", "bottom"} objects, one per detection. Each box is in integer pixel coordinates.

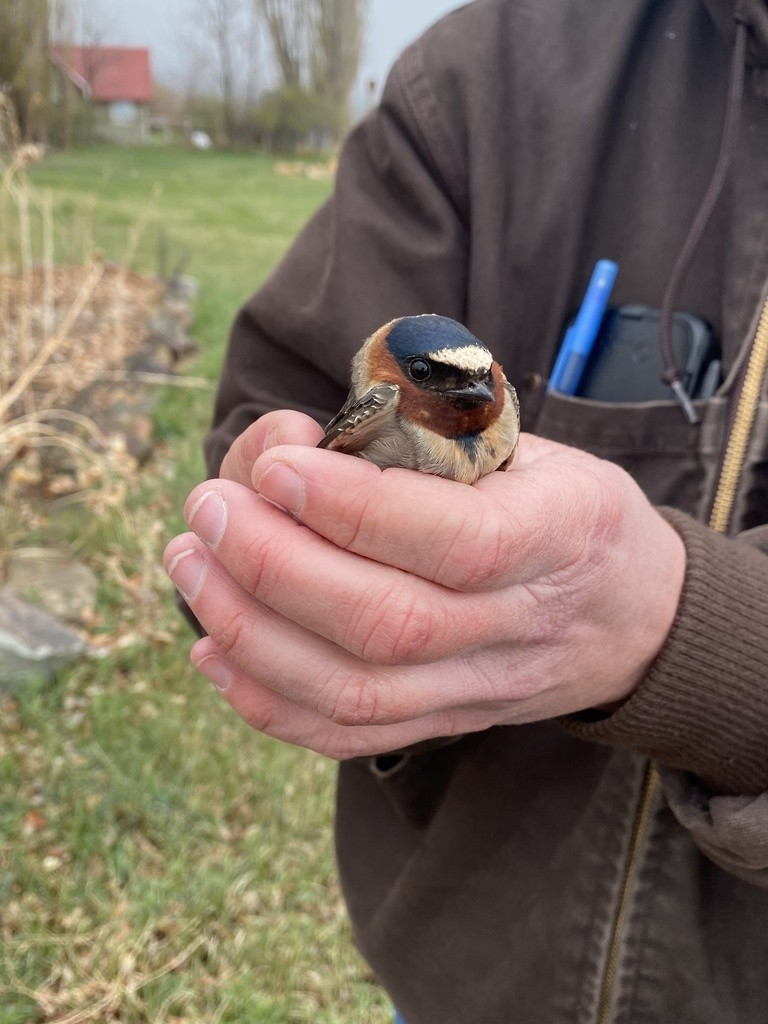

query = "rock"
[
  {"left": 127, "top": 346, "right": 177, "bottom": 374},
  {"left": 162, "top": 297, "right": 194, "bottom": 330},
  {"left": 0, "top": 588, "right": 87, "bottom": 693},
  {"left": 121, "top": 412, "right": 155, "bottom": 460},
  {"left": 5, "top": 547, "right": 99, "bottom": 624},
  {"left": 81, "top": 378, "right": 157, "bottom": 418},
  {"left": 167, "top": 274, "right": 201, "bottom": 301},
  {"left": 94, "top": 402, "right": 155, "bottom": 461},
  {"left": 164, "top": 331, "right": 199, "bottom": 364},
  {"left": 136, "top": 332, "right": 198, "bottom": 371},
  {"left": 146, "top": 310, "right": 186, "bottom": 344},
  {"left": 63, "top": 378, "right": 157, "bottom": 464}
]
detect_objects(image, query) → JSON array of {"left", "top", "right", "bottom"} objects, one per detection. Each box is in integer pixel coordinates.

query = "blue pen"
[{"left": 548, "top": 259, "right": 619, "bottom": 395}]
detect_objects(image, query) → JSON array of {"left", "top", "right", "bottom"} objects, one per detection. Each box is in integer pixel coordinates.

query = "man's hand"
[{"left": 164, "top": 410, "right": 685, "bottom": 759}]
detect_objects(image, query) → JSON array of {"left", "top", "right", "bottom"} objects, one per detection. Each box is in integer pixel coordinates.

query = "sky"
[{"left": 93, "top": 0, "right": 464, "bottom": 100}]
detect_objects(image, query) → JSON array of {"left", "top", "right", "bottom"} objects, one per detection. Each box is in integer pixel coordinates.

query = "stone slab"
[
  {"left": 0, "top": 588, "right": 86, "bottom": 692},
  {"left": 5, "top": 547, "right": 99, "bottom": 624}
]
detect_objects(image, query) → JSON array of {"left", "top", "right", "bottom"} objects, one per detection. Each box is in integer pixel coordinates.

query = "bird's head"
[{"left": 358, "top": 315, "right": 507, "bottom": 438}]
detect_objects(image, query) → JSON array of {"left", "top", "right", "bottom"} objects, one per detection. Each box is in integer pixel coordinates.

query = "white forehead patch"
[{"left": 429, "top": 345, "right": 493, "bottom": 372}]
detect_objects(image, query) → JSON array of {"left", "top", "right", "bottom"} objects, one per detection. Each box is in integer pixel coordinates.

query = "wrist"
[{"left": 601, "top": 503, "right": 687, "bottom": 709}]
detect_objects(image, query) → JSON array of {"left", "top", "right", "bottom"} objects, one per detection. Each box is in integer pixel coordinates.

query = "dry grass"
[
  {"left": 0, "top": 264, "right": 165, "bottom": 420},
  {"left": 273, "top": 158, "right": 338, "bottom": 181},
  {"left": 0, "top": 94, "right": 175, "bottom": 582}
]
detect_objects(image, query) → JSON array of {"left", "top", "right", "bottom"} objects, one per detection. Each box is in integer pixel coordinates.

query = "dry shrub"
[{"left": 0, "top": 92, "right": 166, "bottom": 539}]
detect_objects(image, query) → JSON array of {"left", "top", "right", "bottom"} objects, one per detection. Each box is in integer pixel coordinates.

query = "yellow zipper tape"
[{"left": 710, "top": 294, "right": 768, "bottom": 534}]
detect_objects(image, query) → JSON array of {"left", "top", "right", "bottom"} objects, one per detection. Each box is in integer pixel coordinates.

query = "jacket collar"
[{"left": 701, "top": 0, "right": 768, "bottom": 65}]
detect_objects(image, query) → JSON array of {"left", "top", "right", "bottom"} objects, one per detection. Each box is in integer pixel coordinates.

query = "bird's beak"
[{"left": 448, "top": 378, "right": 496, "bottom": 406}]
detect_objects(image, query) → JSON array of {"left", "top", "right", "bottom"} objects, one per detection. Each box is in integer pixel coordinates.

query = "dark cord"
[{"left": 658, "top": 17, "right": 749, "bottom": 423}]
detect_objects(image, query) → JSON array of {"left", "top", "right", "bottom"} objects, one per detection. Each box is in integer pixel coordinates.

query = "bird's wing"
[
  {"left": 318, "top": 384, "right": 400, "bottom": 453},
  {"left": 504, "top": 380, "right": 520, "bottom": 421}
]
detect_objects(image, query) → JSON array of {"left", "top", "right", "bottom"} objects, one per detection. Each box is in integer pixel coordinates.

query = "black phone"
[{"left": 577, "top": 305, "right": 719, "bottom": 403}]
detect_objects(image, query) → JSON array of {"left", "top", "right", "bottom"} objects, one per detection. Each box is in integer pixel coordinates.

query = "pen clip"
[{"left": 669, "top": 379, "right": 700, "bottom": 425}]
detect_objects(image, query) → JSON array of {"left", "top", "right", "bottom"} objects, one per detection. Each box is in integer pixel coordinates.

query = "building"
[{"left": 50, "top": 46, "right": 154, "bottom": 145}]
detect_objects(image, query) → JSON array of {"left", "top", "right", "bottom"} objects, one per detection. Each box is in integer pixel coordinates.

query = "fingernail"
[
  {"left": 195, "top": 653, "right": 232, "bottom": 692},
  {"left": 167, "top": 548, "right": 206, "bottom": 601},
  {"left": 255, "top": 461, "right": 305, "bottom": 515},
  {"left": 261, "top": 427, "right": 279, "bottom": 453},
  {"left": 186, "top": 490, "right": 227, "bottom": 549}
]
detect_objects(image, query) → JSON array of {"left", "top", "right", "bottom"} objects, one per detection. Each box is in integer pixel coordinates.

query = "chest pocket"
[
  {"left": 534, "top": 389, "right": 768, "bottom": 535},
  {"left": 534, "top": 392, "right": 727, "bottom": 523}
]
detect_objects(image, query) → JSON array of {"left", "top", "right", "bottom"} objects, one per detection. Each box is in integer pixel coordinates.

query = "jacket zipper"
[
  {"left": 595, "top": 288, "right": 768, "bottom": 1024},
  {"left": 595, "top": 764, "right": 659, "bottom": 1024},
  {"left": 710, "top": 292, "right": 768, "bottom": 533}
]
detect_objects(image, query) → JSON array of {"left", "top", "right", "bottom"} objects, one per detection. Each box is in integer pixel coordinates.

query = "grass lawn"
[{"left": 0, "top": 146, "right": 391, "bottom": 1023}]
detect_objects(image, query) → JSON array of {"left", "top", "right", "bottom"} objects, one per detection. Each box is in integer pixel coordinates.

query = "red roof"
[{"left": 50, "top": 46, "right": 153, "bottom": 104}]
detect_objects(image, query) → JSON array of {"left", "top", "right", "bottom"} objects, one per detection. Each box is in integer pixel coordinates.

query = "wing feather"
[{"left": 318, "top": 384, "right": 400, "bottom": 453}]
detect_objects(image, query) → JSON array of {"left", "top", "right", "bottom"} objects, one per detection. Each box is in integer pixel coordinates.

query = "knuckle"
[
  {"left": 467, "top": 517, "right": 512, "bottom": 589},
  {"left": 244, "top": 699, "right": 277, "bottom": 736},
  {"left": 351, "top": 584, "right": 439, "bottom": 665},
  {"left": 591, "top": 461, "right": 627, "bottom": 534},
  {"left": 238, "top": 529, "right": 289, "bottom": 598},
  {"left": 566, "top": 459, "right": 627, "bottom": 572},
  {"left": 323, "top": 670, "right": 381, "bottom": 728},
  {"left": 211, "top": 606, "right": 249, "bottom": 660},
  {"left": 336, "top": 486, "right": 380, "bottom": 552},
  {"left": 221, "top": 425, "right": 257, "bottom": 483},
  {"left": 438, "top": 508, "right": 511, "bottom": 591},
  {"left": 317, "top": 736, "right": 360, "bottom": 761}
]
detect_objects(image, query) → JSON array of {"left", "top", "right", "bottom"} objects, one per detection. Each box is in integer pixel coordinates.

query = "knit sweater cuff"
[{"left": 563, "top": 508, "right": 768, "bottom": 796}]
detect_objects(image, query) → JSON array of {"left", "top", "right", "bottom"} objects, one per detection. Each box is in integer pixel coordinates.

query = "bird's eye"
[{"left": 409, "top": 359, "right": 431, "bottom": 381}]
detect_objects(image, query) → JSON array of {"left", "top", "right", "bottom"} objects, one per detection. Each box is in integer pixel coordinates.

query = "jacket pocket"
[
  {"left": 534, "top": 391, "right": 728, "bottom": 519},
  {"left": 366, "top": 737, "right": 469, "bottom": 829}
]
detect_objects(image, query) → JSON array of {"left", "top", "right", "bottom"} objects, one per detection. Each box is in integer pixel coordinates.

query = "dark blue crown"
[{"left": 386, "top": 316, "right": 484, "bottom": 362}]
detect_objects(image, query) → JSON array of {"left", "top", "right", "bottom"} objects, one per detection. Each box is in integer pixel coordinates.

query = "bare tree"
[
  {"left": 49, "top": 0, "right": 78, "bottom": 146},
  {"left": 176, "top": 20, "right": 215, "bottom": 123},
  {"left": 255, "top": 0, "right": 369, "bottom": 140},
  {"left": 309, "top": 0, "right": 368, "bottom": 133},
  {"left": 48, "top": 0, "right": 118, "bottom": 143},
  {"left": 74, "top": 0, "right": 119, "bottom": 100},
  {"left": 198, "top": 0, "right": 253, "bottom": 141},
  {"left": 255, "top": 0, "right": 311, "bottom": 88},
  {"left": 0, "top": 0, "right": 51, "bottom": 141},
  {"left": 241, "top": 0, "right": 264, "bottom": 111}
]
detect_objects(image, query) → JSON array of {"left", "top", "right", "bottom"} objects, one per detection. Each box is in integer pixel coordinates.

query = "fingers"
[
  {"left": 188, "top": 637, "right": 471, "bottom": 760},
  {"left": 163, "top": 531, "right": 521, "bottom": 727},
  {"left": 219, "top": 410, "right": 325, "bottom": 489},
  {"left": 249, "top": 436, "right": 596, "bottom": 592},
  {"left": 179, "top": 478, "right": 516, "bottom": 665}
]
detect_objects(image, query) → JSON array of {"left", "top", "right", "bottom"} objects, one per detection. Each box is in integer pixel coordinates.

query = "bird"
[{"left": 318, "top": 315, "right": 520, "bottom": 484}]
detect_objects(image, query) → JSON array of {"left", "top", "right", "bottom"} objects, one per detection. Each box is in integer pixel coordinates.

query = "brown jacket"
[{"left": 204, "top": 0, "right": 768, "bottom": 1020}]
